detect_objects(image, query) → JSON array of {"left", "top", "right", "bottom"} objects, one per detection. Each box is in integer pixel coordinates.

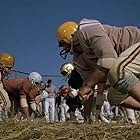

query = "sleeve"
[
  {"left": 92, "top": 33, "right": 118, "bottom": 69},
  {"left": 28, "top": 88, "right": 38, "bottom": 102},
  {"left": 71, "top": 88, "right": 79, "bottom": 97},
  {"left": 79, "top": 20, "right": 118, "bottom": 69}
]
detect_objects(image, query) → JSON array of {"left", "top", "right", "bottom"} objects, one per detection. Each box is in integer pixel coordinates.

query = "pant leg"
[
  {"left": 126, "top": 108, "right": 137, "bottom": 124},
  {"left": 75, "top": 108, "right": 84, "bottom": 123},
  {"left": 49, "top": 98, "right": 55, "bottom": 123},
  {"left": 103, "top": 101, "right": 112, "bottom": 118},
  {"left": 108, "top": 42, "right": 140, "bottom": 93},
  {"left": 44, "top": 98, "right": 50, "bottom": 122},
  {"left": 60, "top": 104, "right": 66, "bottom": 122},
  {"left": 63, "top": 103, "right": 70, "bottom": 120},
  {"left": 55, "top": 104, "right": 59, "bottom": 122},
  {"left": 0, "top": 82, "right": 11, "bottom": 111}
]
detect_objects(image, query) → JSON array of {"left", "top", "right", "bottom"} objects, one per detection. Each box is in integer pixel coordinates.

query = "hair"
[{"left": 47, "top": 79, "right": 52, "bottom": 83}]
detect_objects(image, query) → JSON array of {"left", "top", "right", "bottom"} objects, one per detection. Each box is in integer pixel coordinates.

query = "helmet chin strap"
[
  {"left": 70, "top": 38, "right": 74, "bottom": 54},
  {"left": 1, "top": 65, "right": 10, "bottom": 78},
  {"left": 2, "top": 71, "right": 10, "bottom": 79}
]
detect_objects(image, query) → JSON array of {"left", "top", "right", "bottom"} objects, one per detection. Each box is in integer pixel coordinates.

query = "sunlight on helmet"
[
  {"left": 59, "top": 86, "right": 71, "bottom": 97},
  {"left": 0, "top": 52, "right": 15, "bottom": 77},
  {"left": 0, "top": 52, "right": 15, "bottom": 67},
  {"left": 60, "top": 63, "right": 74, "bottom": 77},
  {"left": 56, "top": 21, "right": 78, "bottom": 44},
  {"left": 57, "top": 21, "right": 78, "bottom": 60}
]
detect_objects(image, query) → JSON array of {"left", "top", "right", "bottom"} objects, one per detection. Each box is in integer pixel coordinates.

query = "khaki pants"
[
  {"left": 108, "top": 42, "right": 140, "bottom": 94},
  {"left": 0, "top": 82, "right": 11, "bottom": 111}
]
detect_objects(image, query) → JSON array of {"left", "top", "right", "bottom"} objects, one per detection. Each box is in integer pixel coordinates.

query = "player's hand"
[
  {"left": 79, "top": 85, "right": 92, "bottom": 101},
  {"left": 68, "top": 89, "right": 79, "bottom": 98},
  {"left": 35, "top": 95, "right": 43, "bottom": 104}
]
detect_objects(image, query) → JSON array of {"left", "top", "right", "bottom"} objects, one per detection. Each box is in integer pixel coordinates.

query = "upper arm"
[
  {"left": 22, "top": 82, "right": 36, "bottom": 101},
  {"left": 79, "top": 20, "right": 118, "bottom": 69},
  {"left": 28, "top": 88, "right": 38, "bottom": 100},
  {"left": 93, "top": 36, "right": 118, "bottom": 69}
]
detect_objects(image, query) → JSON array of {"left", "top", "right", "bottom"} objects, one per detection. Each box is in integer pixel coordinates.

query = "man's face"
[
  {"left": 0, "top": 64, "right": 13, "bottom": 77},
  {"left": 59, "top": 41, "right": 71, "bottom": 53}
]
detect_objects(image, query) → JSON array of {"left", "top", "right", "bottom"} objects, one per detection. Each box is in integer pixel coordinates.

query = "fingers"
[
  {"left": 35, "top": 95, "right": 42, "bottom": 104},
  {"left": 79, "top": 94, "right": 86, "bottom": 100},
  {"left": 79, "top": 90, "right": 94, "bottom": 101}
]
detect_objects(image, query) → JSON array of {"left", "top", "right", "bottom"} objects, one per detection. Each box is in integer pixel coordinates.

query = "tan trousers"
[
  {"left": 108, "top": 42, "right": 140, "bottom": 94},
  {"left": 0, "top": 81, "right": 11, "bottom": 111}
]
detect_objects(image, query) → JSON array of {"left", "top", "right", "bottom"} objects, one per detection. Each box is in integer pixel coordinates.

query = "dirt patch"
[{"left": 0, "top": 119, "right": 140, "bottom": 140}]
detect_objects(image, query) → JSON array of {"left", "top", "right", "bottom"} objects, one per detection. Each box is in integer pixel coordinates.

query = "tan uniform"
[
  {"left": 0, "top": 72, "right": 11, "bottom": 111},
  {"left": 73, "top": 18, "right": 140, "bottom": 104},
  {"left": 73, "top": 18, "right": 140, "bottom": 70}
]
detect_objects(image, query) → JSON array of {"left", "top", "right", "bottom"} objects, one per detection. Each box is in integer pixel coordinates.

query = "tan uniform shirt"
[{"left": 73, "top": 18, "right": 140, "bottom": 79}]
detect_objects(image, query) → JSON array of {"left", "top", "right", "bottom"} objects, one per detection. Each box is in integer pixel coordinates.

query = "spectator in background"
[{"left": 44, "top": 79, "right": 57, "bottom": 123}]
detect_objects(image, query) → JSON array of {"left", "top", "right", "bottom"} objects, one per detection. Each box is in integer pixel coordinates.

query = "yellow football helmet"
[
  {"left": 60, "top": 63, "right": 74, "bottom": 77},
  {"left": 0, "top": 52, "right": 15, "bottom": 67},
  {"left": 57, "top": 22, "right": 78, "bottom": 59},
  {"left": 57, "top": 21, "right": 78, "bottom": 44},
  {"left": 0, "top": 52, "right": 15, "bottom": 76}
]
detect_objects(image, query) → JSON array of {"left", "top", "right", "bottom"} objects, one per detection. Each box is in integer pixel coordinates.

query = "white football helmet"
[
  {"left": 60, "top": 63, "right": 74, "bottom": 77},
  {"left": 29, "top": 72, "right": 42, "bottom": 85}
]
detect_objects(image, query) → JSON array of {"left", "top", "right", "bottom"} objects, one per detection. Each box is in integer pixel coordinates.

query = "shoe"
[{"left": 99, "top": 113, "right": 110, "bottom": 123}]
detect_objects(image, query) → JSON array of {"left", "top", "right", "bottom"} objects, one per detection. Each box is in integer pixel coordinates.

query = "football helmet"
[
  {"left": 29, "top": 72, "right": 42, "bottom": 85},
  {"left": 0, "top": 52, "right": 15, "bottom": 76},
  {"left": 60, "top": 87, "right": 71, "bottom": 97},
  {"left": 60, "top": 63, "right": 74, "bottom": 77},
  {"left": 57, "top": 21, "right": 77, "bottom": 44},
  {"left": 59, "top": 85, "right": 66, "bottom": 91},
  {"left": 56, "top": 21, "right": 78, "bottom": 59}
]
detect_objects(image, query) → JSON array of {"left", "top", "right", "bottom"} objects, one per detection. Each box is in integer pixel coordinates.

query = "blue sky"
[{"left": 0, "top": 0, "right": 139, "bottom": 88}]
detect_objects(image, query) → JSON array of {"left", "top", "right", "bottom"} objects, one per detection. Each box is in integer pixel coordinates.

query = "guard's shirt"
[{"left": 73, "top": 18, "right": 140, "bottom": 78}]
